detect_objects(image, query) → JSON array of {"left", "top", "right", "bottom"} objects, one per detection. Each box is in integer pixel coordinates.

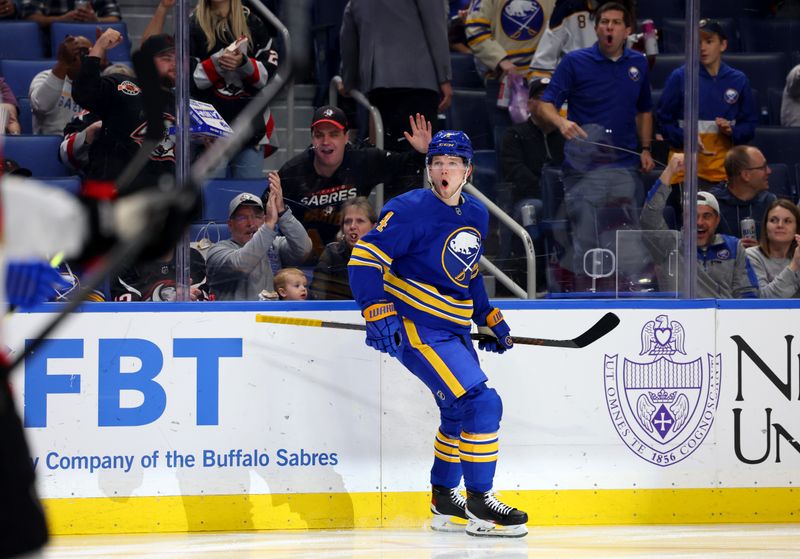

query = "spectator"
[
  {"left": 538, "top": 2, "right": 654, "bottom": 290},
  {"left": 112, "top": 246, "right": 209, "bottom": 301},
  {"left": 746, "top": 199, "right": 800, "bottom": 298},
  {"left": 0, "top": 78, "right": 21, "bottom": 135},
  {"left": 709, "top": 145, "right": 776, "bottom": 245},
  {"left": 274, "top": 106, "right": 431, "bottom": 263},
  {"left": 190, "top": 0, "right": 279, "bottom": 178},
  {"left": 464, "top": 0, "right": 555, "bottom": 80},
  {"left": 656, "top": 18, "right": 757, "bottom": 189},
  {"left": 339, "top": 0, "right": 452, "bottom": 152},
  {"left": 206, "top": 175, "right": 312, "bottom": 301},
  {"left": 781, "top": 63, "right": 800, "bottom": 127},
  {"left": 0, "top": 0, "right": 18, "bottom": 19},
  {"left": 528, "top": 0, "right": 603, "bottom": 75},
  {"left": 29, "top": 35, "right": 94, "bottom": 135},
  {"left": 274, "top": 267, "right": 309, "bottom": 300},
  {"left": 21, "top": 0, "right": 120, "bottom": 28},
  {"left": 447, "top": 0, "right": 470, "bottom": 54},
  {"left": 72, "top": 30, "right": 175, "bottom": 193},
  {"left": 58, "top": 64, "right": 133, "bottom": 175},
  {"left": 501, "top": 76, "right": 565, "bottom": 201},
  {"left": 310, "top": 196, "right": 376, "bottom": 300},
  {"left": 640, "top": 153, "right": 759, "bottom": 298}
]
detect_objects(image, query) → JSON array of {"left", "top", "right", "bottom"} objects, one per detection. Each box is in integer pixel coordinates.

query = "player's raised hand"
[{"left": 405, "top": 113, "right": 433, "bottom": 154}]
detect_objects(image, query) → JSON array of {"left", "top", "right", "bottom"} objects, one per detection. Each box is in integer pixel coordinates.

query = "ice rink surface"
[{"left": 41, "top": 524, "right": 800, "bottom": 558}]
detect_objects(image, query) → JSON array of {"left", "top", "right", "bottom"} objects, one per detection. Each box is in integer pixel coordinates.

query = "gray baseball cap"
[{"left": 228, "top": 192, "right": 264, "bottom": 218}]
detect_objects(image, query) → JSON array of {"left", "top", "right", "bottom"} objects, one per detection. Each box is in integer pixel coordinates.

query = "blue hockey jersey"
[{"left": 348, "top": 188, "right": 495, "bottom": 333}]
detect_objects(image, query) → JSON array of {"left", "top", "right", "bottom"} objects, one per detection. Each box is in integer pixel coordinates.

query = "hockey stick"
[{"left": 255, "top": 311, "right": 619, "bottom": 349}]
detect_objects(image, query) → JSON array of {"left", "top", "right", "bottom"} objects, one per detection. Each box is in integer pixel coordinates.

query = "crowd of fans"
[{"left": 0, "top": 0, "right": 799, "bottom": 302}]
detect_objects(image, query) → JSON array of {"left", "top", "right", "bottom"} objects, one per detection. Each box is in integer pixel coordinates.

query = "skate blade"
[
  {"left": 465, "top": 518, "right": 528, "bottom": 538},
  {"left": 430, "top": 514, "right": 467, "bottom": 532}
]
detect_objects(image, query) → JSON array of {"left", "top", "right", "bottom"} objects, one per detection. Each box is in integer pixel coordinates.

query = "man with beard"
[{"left": 72, "top": 30, "right": 176, "bottom": 195}]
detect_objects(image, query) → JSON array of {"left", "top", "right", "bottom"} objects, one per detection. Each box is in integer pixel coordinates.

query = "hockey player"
[{"left": 348, "top": 131, "right": 528, "bottom": 538}]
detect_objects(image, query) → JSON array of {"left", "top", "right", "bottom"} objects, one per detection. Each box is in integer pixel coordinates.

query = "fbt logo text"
[{"left": 23, "top": 338, "right": 242, "bottom": 428}]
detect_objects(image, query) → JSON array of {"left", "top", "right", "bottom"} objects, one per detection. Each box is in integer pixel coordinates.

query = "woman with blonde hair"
[
  {"left": 190, "top": 0, "right": 279, "bottom": 178},
  {"left": 745, "top": 198, "right": 800, "bottom": 298},
  {"left": 310, "top": 197, "right": 377, "bottom": 300}
]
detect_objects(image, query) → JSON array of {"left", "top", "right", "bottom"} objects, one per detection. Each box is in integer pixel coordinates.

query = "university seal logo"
[{"left": 604, "top": 315, "right": 721, "bottom": 466}]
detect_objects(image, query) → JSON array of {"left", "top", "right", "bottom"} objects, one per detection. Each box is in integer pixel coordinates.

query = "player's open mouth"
[
  {"left": 605, "top": 34, "right": 614, "bottom": 45},
  {"left": 441, "top": 179, "right": 449, "bottom": 188},
  {"left": 318, "top": 146, "right": 334, "bottom": 155}
]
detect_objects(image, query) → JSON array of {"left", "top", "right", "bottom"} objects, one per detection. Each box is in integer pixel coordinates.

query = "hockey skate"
[
  {"left": 430, "top": 485, "right": 468, "bottom": 532},
  {"left": 465, "top": 490, "right": 528, "bottom": 538}
]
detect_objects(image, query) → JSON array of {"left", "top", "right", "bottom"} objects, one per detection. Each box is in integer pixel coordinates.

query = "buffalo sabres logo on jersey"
[
  {"left": 724, "top": 88, "right": 739, "bottom": 104},
  {"left": 443, "top": 227, "right": 482, "bottom": 287},
  {"left": 501, "top": 0, "right": 545, "bottom": 42},
  {"left": 628, "top": 66, "right": 641, "bottom": 82}
]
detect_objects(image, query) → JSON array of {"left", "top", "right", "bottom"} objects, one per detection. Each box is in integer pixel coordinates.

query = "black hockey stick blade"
[
  {"left": 257, "top": 311, "right": 620, "bottom": 349},
  {"left": 482, "top": 311, "right": 620, "bottom": 348}
]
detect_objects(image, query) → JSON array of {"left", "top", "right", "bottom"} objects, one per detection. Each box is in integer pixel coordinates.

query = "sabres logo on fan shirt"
[
  {"left": 501, "top": 0, "right": 545, "bottom": 42},
  {"left": 724, "top": 88, "right": 739, "bottom": 104},
  {"left": 628, "top": 66, "right": 641, "bottom": 82},
  {"left": 442, "top": 227, "right": 482, "bottom": 287}
]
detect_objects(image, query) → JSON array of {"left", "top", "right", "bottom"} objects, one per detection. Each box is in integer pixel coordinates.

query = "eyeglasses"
[
  {"left": 231, "top": 212, "right": 264, "bottom": 224},
  {"left": 746, "top": 162, "right": 769, "bottom": 171}
]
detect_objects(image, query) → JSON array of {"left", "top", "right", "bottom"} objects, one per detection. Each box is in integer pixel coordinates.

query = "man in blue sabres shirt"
[
  {"left": 348, "top": 131, "right": 528, "bottom": 538},
  {"left": 538, "top": 2, "right": 654, "bottom": 290}
]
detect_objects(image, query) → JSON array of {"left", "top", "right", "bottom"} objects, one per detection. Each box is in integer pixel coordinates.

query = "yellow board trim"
[{"left": 43, "top": 487, "right": 800, "bottom": 535}]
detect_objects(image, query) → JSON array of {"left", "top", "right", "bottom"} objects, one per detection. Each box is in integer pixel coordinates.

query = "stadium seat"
[
  {"left": 450, "top": 52, "right": 483, "bottom": 89},
  {"left": 751, "top": 126, "right": 800, "bottom": 168},
  {"left": 647, "top": 54, "right": 685, "bottom": 90},
  {"left": 0, "top": 59, "right": 56, "bottom": 98},
  {"left": 470, "top": 164, "right": 496, "bottom": 199},
  {"left": 0, "top": 21, "right": 45, "bottom": 60},
  {"left": 40, "top": 176, "right": 81, "bottom": 195},
  {"left": 3, "top": 134, "right": 70, "bottom": 176},
  {"left": 202, "top": 179, "right": 265, "bottom": 222},
  {"left": 16, "top": 97, "right": 32, "bottom": 134},
  {"left": 50, "top": 22, "right": 131, "bottom": 62},
  {"left": 700, "top": 0, "right": 764, "bottom": 19},
  {"left": 472, "top": 149, "right": 496, "bottom": 173},
  {"left": 767, "top": 87, "right": 783, "bottom": 127},
  {"left": 660, "top": 17, "right": 739, "bottom": 54},
  {"left": 738, "top": 18, "right": 800, "bottom": 55},
  {"left": 447, "top": 89, "right": 493, "bottom": 150},
  {"left": 191, "top": 222, "right": 231, "bottom": 245},
  {"left": 722, "top": 53, "right": 789, "bottom": 94},
  {"left": 767, "top": 163, "right": 797, "bottom": 202},
  {"left": 635, "top": 0, "right": 684, "bottom": 25}
]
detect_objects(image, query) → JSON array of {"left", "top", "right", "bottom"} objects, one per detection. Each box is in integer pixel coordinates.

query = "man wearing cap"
[
  {"left": 273, "top": 106, "right": 432, "bottom": 263},
  {"left": 206, "top": 172, "right": 311, "bottom": 301},
  {"left": 501, "top": 76, "right": 565, "bottom": 201},
  {"left": 709, "top": 145, "right": 775, "bottom": 245},
  {"left": 656, "top": 18, "right": 757, "bottom": 190},
  {"left": 72, "top": 29, "right": 175, "bottom": 194},
  {"left": 641, "top": 153, "right": 759, "bottom": 298}
]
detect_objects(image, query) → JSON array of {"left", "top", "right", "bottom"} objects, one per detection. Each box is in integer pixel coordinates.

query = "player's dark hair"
[{"left": 594, "top": 2, "right": 633, "bottom": 28}]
